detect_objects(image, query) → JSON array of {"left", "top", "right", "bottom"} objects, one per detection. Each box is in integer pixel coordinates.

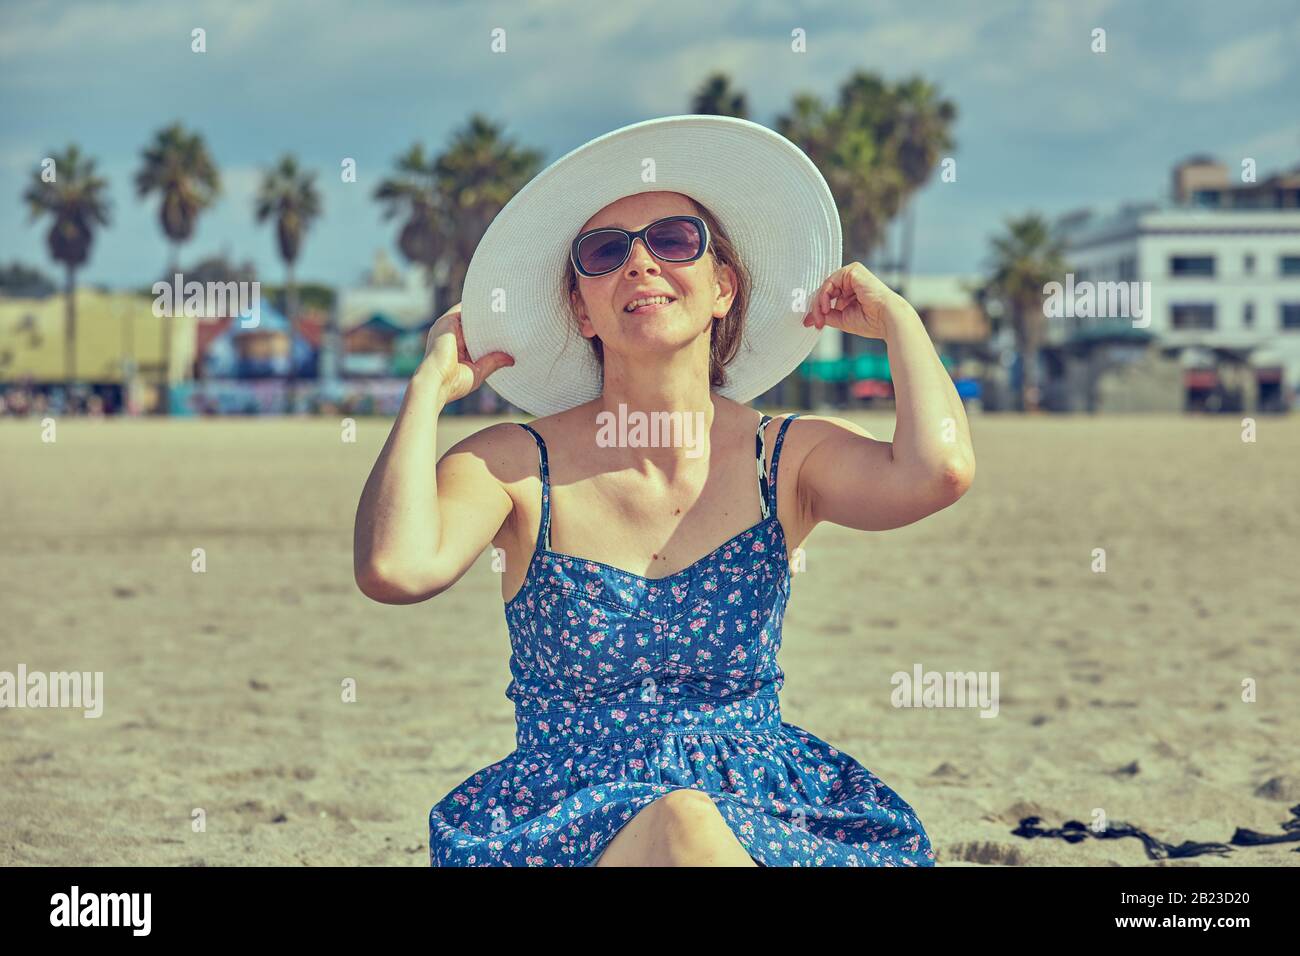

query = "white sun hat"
[{"left": 459, "top": 114, "right": 842, "bottom": 417}]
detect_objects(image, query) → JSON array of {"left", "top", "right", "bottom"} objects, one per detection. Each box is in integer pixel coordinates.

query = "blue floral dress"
[{"left": 428, "top": 413, "right": 935, "bottom": 866}]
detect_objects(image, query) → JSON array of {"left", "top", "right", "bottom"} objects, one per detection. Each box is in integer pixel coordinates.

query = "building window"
[
  {"left": 1118, "top": 255, "right": 1137, "bottom": 281},
  {"left": 1170, "top": 255, "right": 1215, "bottom": 277},
  {"left": 1280, "top": 256, "right": 1300, "bottom": 276},
  {"left": 1170, "top": 304, "right": 1216, "bottom": 330},
  {"left": 1244, "top": 302, "right": 1254, "bottom": 327},
  {"left": 1244, "top": 254, "right": 1255, "bottom": 274},
  {"left": 1282, "top": 304, "right": 1300, "bottom": 330}
]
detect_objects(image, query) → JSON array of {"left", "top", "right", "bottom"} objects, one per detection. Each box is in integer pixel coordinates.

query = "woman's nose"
[{"left": 623, "top": 237, "right": 659, "bottom": 275}]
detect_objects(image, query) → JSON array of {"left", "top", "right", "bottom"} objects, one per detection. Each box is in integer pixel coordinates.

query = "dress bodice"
[{"left": 501, "top": 413, "right": 800, "bottom": 748}]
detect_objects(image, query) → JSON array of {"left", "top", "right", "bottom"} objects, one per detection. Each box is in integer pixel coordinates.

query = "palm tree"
[
  {"left": 23, "top": 144, "right": 111, "bottom": 382},
  {"left": 777, "top": 71, "right": 957, "bottom": 272},
  {"left": 135, "top": 123, "right": 220, "bottom": 382},
  {"left": 774, "top": 76, "right": 894, "bottom": 403},
  {"left": 775, "top": 73, "right": 957, "bottom": 407},
  {"left": 890, "top": 77, "right": 957, "bottom": 191},
  {"left": 436, "top": 117, "right": 544, "bottom": 307},
  {"left": 980, "top": 214, "right": 1066, "bottom": 412},
  {"left": 255, "top": 154, "right": 322, "bottom": 402},
  {"left": 374, "top": 142, "right": 443, "bottom": 317},
  {"left": 888, "top": 76, "right": 957, "bottom": 288},
  {"left": 777, "top": 73, "right": 901, "bottom": 268},
  {"left": 375, "top": 115, "right": 543, "bottom": 318},
  {"left": 691, "top": 73, "right": 749, "bottom": 117}
]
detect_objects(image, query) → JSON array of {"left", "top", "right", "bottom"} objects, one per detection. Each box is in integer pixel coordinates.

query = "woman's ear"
[
  {"left": 571, "top": 290, "right": 596, "bottom": 339},
  {"left": 712, "top": 261, "right": 737, "bottom": 319}
]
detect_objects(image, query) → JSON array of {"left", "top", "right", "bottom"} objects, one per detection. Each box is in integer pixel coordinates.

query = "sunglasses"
[{"left": 570, "top": 215, "right": 710, "bottom": 278}]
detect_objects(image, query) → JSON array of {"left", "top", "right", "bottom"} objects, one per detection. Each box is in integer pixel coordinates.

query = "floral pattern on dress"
[{"left": 429, "top": 413, "right": 935, "bottom": 866}]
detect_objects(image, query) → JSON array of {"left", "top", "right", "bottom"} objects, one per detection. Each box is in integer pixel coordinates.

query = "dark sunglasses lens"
[
  {"left": 577, "top": 232, "right": 630, "bottom": 274},
  {"left": 646, "top": 219, "right": 702, "bottom": 260}
]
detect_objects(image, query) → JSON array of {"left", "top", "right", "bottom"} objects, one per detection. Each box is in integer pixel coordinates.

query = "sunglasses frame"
[{"left": 570, "top": 214, "right": 711, "bottom": 278}]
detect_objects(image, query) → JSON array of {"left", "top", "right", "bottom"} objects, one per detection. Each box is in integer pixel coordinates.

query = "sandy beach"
[{"left": 2, "top": 412, "right": 1297, "bottom": 866}]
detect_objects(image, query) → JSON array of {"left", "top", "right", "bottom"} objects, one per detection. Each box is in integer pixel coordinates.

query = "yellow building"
[{"left": 0, "top": 289, "right": 196, "bottom": 385}]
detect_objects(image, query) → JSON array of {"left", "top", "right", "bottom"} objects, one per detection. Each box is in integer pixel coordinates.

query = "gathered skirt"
[{"left": 429, "top": 707, "right": 935, "bottom": 867}]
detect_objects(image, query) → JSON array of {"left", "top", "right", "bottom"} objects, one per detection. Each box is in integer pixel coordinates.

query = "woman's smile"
[{"left": 622, "top": 297, "right": 677, "bottom": 316}]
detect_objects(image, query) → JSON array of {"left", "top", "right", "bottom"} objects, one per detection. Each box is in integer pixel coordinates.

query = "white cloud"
[
  {"left": 0, "top": 142, "right": 41, "bottom": 174},
  {"left": 1227, "top": 126, "right": 1300, "bottom": 167},
  {"left": 1177, "top": 30, "right": 1293, "bottom": 102}
]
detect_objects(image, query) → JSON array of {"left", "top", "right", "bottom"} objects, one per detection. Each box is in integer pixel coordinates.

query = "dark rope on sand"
[{"left": 1012, "top": 802, "right": 1300, "bottom": 860}]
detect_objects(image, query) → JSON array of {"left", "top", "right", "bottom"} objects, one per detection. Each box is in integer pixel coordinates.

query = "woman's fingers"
[
  {"left": 820, "top": 270, "right": 847, "bottom": 327},
  {"left": 805, "top": 274, "right": 832, "bottom": 326},
  {"left": 411, "top": 302, "right": 518, "bottom": 403},
  {"left": 472, "top": 350, "right": 515, "bottom": 386},
  {"left": 803, "top": 266, "right": 863, "bottom": 327},
  {"left": 806, "top": 265, "right": 884, "bottom": 329}
]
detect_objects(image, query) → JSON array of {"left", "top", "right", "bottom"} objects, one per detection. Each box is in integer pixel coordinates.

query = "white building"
[
  {"left": 1055, "top": 159, "right": 1300, "bottom": 409},
  {"left": 1058, "top": 207, "right": 1300, "bottom": 345}
]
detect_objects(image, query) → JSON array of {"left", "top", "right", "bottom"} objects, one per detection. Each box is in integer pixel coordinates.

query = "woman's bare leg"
[{"left": 594, "top": 788, "right": 757, "bottom": 866}]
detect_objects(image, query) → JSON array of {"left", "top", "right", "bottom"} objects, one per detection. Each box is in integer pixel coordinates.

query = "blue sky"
[{"left": 2, "top": 0, "right": 1297, "bottom": 289}]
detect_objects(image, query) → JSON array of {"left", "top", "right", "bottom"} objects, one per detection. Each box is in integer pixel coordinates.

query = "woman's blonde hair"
[{"left": 563, "top": 197, "right": 750, "bottom": 389}]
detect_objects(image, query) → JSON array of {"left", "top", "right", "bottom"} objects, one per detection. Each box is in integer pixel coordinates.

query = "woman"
[{"left": 353, "top": 116, "right": 974, "bottom": 866}]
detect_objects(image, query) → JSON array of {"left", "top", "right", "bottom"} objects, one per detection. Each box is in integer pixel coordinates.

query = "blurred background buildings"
[{"left": 3, "top": 1, "right": 1297, "bottom": 417}]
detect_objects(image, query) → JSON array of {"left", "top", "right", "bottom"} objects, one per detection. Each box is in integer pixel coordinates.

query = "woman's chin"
[{"left": 607, "top": 329, "right": 703, "bottom": 355}]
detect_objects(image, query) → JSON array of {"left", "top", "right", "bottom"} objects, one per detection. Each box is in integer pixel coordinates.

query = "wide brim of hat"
[{"left": 461, "top": 114, "right": 842, "bottom": 417}]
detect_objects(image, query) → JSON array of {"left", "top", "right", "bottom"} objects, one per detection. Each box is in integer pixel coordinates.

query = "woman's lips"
[{"left": 625, "top": 299, "right": 675, "bottom": 316}]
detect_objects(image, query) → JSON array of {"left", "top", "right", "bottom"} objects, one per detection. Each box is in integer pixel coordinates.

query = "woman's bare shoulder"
[
  {"left": 515, "top": 402, "right": 596, "bottom": 447},
  {"left": 438, "top": 420, "right": 542, "bottom": 486}
]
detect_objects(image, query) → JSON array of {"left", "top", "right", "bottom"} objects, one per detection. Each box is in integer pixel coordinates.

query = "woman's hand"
[
  {"left": 417, "top": 301, "right": 514, "bottom": 403},
  {"left": 801, "top": 262, "right": 913, "bottom": 340}
]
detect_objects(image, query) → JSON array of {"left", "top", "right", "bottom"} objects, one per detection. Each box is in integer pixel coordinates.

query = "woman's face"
[{"left": 570, "top": 191, "right": 735, "bottom": 360}]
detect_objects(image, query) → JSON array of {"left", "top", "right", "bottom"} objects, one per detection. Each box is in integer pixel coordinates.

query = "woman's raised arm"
[
  {"left": 794, "top": 263, "right": 976, "bottom": 533},
  {"left": 352, "top": 304, "right": 515, "bottom": 604}
]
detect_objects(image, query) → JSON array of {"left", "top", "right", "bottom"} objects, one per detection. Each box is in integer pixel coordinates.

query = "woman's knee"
[
  {"left": 647, "top": 789, "right": 735, "bottom": 861},
  {"left": 595, "top": 788, "right": 753, "bottom": 866}
]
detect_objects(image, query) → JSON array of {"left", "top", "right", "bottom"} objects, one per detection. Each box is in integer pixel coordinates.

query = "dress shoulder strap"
[
  {"left": 516, "top": 423, "right": 552, "bottom": 552},
  {"left": 755, "top": 414, "right": 774, "bottom": 519},
  {"left": 760, "top": 413, "right": 801, "bottom": 519}
]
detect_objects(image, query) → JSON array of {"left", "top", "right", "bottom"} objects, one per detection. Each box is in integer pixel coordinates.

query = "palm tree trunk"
[
  {"left": 447, "top": 259, "right": 470, "bottom": 313},
  {"left": 887, "top": 214, "right": 903, "bottom": 289},
  {"left": 64, "top": 262, "right": 76, "bottom": 384},
  {"left": 1024, "top": 342, "right": 1041, "bottom": 413},
  {"left": 1019, "top": 303, "right": 1042, "bottom": 413},
  {"left": 901, "top": 201, "right": 916, "bottom": 293},
  {"left": 162, "top": 244, "right": 178, "bottom": 403},
  {"left": 121, "top": 297, "right": 137, "bottom": 415},
  {"left": 286, "top": 263, "right": 299, "bottom": 412}
]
